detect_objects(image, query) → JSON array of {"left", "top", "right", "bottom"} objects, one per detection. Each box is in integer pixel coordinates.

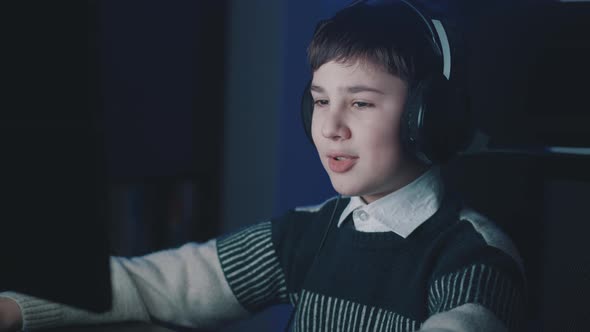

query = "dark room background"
[{"left": 2, "top": 0, "right": 588, "bottom": 331}]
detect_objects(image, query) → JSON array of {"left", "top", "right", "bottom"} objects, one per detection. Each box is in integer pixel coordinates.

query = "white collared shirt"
[{"left": 337, "top": 166, "right": 444, "bottom": 238}]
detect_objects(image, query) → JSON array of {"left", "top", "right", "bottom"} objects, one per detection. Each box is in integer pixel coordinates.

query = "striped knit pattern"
[
  {"left": 292, "top": 289, "right": 420, "bottom": 332},
  {"left": 0, "top": 292, "right": 64, "bottom": 330},
  {"left": 428, "top": 264, "right": 524, "bottom": 330},
  {"left": 217, "top": 221, "right": 288, "bottom": 312}
]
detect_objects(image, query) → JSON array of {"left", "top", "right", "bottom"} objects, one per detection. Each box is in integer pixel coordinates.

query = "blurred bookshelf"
[{"left": 107, "top": 179, "right": 195, "bottom": 257}]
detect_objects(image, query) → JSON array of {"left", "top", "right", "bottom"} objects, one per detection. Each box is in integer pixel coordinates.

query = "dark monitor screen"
[
  {"left": 0, "top": 0, "right": 112, "bottom": 312},
  {"left": 1, "top": 129, "right": 112, "bottom": 313}
]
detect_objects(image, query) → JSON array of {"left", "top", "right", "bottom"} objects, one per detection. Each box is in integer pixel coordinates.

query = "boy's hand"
[{"left": 0, "top": 297, "right": 23, "bottom": 332}]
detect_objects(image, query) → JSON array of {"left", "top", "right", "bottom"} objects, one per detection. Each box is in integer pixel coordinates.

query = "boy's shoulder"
[
  {"left": 428, "top": 204, "right": 526, "bottom": 286},
  {"left": 457, "top": 207, "right": 524, "bottom": 274}
]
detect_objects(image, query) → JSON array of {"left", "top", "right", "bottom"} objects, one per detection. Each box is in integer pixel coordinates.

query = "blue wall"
[
  {"left": 222, "top": 1, "right": 349, "bottom": 330},
  {"left": 274, "top": 0, "right": 344, "bottom": 215}
]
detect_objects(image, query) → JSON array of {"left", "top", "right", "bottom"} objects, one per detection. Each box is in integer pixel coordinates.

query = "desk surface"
[{"left": 44, "top": 322, "right": 175, "bottom": 332}]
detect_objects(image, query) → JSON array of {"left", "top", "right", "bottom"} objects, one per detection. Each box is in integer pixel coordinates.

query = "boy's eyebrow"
[
  {"left": 310, "top": 85, "right": 325, "bottom": 93},
  {"left": 310, "top": 84, "right": 385, "bottom": 95},
  {"left": 346, "top": 85, "right": 385, "bottom": 95}
]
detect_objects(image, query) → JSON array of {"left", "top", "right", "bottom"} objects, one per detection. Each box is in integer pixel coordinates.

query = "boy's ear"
[{"left": 300, "top": 80, "right": 315, "bottom": 145}]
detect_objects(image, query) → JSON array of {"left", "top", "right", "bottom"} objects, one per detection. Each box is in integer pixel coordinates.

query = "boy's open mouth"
[{"left": 327, "top": 154, "right": 358, "bottom": 173}]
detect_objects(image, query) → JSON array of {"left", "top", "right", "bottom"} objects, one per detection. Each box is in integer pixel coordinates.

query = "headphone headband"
[{"left": 350, "top": 0, "right": 452, "bottom": 79}]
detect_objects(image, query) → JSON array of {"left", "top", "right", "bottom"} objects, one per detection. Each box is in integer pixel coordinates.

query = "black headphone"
[{"left": 300, "top": 0, "right": 473, "bottom": 165}]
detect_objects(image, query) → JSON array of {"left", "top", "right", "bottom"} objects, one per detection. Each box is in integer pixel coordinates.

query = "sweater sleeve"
[
  {"left": 208, "top": 205, "right": 326, "bottom": 313},
  {"left": 1, "top": 239, "right": 249, "bottom": 331},
  {"left": 215, "top": 221, "right": 290, "bottom": 312},
  {"left": 425, "top": 209, "right": 527, "bottom": 332}
]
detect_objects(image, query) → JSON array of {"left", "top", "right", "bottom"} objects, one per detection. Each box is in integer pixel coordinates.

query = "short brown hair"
[{"left": 307, "top": 2, "right": 441, "bottom": 88}]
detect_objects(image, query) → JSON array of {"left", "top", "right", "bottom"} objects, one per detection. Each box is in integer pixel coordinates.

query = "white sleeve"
[
  {"left": 418, "top": 303, "right": 508, "bottom": 332},
  {"left": 1, "top": 239, "right": 250, "bottom": 331}
]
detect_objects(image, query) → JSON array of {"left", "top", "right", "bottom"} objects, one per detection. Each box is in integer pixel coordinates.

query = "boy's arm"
[
  {"left": 420, "top": 263, "right": 525, "bottom": 332},
  {"left": 418, "top": 303, "right": 508, "bottom": 332},
  {"left": 1, "top": 239, "right": 250, "bottom": 331},
  {"left": 417, "top": 209, "right": 527, "bottom": 332}
]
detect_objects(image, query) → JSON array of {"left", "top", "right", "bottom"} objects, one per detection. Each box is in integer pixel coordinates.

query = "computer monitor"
[
  {"left": 0, "top": 0, "right": 112, "bottom": 312},
  {"left": 1, "top": 129, "right": 112, "bottom": 313}
]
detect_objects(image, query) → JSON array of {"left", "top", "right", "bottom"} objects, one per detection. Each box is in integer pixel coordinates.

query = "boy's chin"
[
  {"left": 330, "top": 182, "right": 366, "bottom": 197},
  {"left": 331, "top": 180, "right": 394, "bottom": 202}
]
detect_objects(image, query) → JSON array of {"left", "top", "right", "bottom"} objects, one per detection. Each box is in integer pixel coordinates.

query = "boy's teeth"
[{"left": 335, "top": 156, "right": 346, "bottom": 160}]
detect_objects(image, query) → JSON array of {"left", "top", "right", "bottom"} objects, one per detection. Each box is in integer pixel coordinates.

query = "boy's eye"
[
  {"left": 313, "top": 99, "right": 329, "bottom": 107},
  {"left": 352, "top": 101, "right": 374, "bottom": 109}
]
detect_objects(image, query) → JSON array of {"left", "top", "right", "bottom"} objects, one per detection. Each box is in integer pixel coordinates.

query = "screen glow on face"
[{"left": 310, "top": 60, "right": 425, "bottom": 203}]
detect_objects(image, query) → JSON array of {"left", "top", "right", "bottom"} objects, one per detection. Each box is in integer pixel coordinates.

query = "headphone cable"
[{"left": 283, "top": 194, "right": 342, "bottom": 332}]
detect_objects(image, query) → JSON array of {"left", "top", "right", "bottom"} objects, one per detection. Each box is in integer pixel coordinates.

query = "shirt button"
[{"left": 355, "top": 210, "right": 369, "bottom": 221}]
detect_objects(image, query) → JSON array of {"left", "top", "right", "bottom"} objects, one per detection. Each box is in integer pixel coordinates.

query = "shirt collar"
[{"left": 337, "top": 166, "right": 444, "bottom": 238}]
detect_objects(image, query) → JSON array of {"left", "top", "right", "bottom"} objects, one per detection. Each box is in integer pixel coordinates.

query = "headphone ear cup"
[
  {"left": 300, "top": 80, "right": 315, "bottom": 144},
  {"left": 401, "top": 74, "right": 472, "bottom": 165},
  {"left": 400, "top": 77, "right": 431, "bottom": 164}
]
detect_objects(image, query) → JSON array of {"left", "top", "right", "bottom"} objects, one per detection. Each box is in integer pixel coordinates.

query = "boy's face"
[{"left": 311, "top": 60, "right": 427, "bottom": 203}]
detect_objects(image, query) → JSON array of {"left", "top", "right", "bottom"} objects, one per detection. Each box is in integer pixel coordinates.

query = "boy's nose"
[{"left": 321, "top": 110, "right": 351, "bottom": 141}]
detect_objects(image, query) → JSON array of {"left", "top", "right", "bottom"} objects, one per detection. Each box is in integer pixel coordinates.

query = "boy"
[{"left": 0, "top": 1, "right": 526, "bottom": 331}]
